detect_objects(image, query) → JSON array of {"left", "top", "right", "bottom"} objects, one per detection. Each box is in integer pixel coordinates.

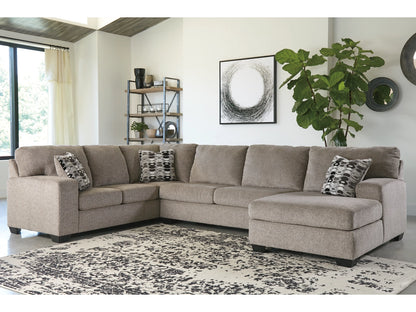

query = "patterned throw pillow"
[
  {"left": 139, "top": 149, "right": 176, "bottom": 183},
  {"left": 55, "top": 152, "right": 91, "bottom": 191},
  {"left": 321, "top": 155, "right": 372, "bottom": 197}
]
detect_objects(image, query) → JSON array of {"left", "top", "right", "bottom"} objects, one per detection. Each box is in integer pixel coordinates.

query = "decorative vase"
[
  {"left": 146, "top": 129, "right": 157, "bottom": 138},
  {"left": 144, "top": 75, "right": 153, "bottom": 88},
  {"left": 134, "top": 131, "right": 143, "bottom": 139},
  {"left": 134, "top": 68, "right": 145, "bottom": 89}
]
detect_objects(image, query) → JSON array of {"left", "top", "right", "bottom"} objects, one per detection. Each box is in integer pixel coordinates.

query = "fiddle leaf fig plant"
[{"left": 275, "top": 38, "right": 385, "bottom": 146}]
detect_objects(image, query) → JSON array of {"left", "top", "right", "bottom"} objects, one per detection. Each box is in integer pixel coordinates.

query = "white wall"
[
  {"left": 333, "top": 18, "right": 416, "bottom": 215},
  {"left": 74, "top": 32, "right": 99, "bottom": 145},
  {"left": 97, "top": 31, "right": 131, "bottom": 145},
  {"left": 182, "top": 18, "right": 328, "bottom": 146}
]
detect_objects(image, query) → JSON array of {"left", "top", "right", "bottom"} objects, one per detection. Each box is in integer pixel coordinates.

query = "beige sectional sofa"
[{"left": 7, "top": 144, "right": 406, "bottom": 267}]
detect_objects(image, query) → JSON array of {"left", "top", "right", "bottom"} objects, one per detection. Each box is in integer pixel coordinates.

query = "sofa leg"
[
  {"left": 392, "top": 233, "right": 404, "bottom": 242},
  {"left": 252, "top": 244, "right": 266, "bottom": 252},
  {"left": 9, "top": 227, "right": 21, "bottom": 235},
  {"left": 50, "top": 235, "right": 71, "bottom": 243},
  {"left": 335, "top": 258, "right": 357, "bottom": 268}
]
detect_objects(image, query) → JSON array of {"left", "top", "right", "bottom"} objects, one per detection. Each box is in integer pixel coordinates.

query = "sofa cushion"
[
  {"left": 139, "top": 149, "right": 176, "bottom": 183},
  {"left": 14, "top": 146, "right": 92, "bottom": 182},
  {"left": 304, "top": 146, "right": 401, "bottom": 192},
  {"left": 242, "top": 145, "right": 309, "bottom": 190},
  {"left": 160, "top": 143, "right": 197, "bottom": 182},
  {"left": 54, "top": 152, "right": 91, "bottom": 191},
  {"left": 190, "top": 145, "right": 248, "bottom": 185},
  {"left": 102, "top": 184, "right": 159, "bottom": 204},
  {"left": 83, "top": 146, "right": 129, "bottom": 187},
  {"left": 249, "top": 191, "right": 382, "bottom": 231},
  {"left": 159, "top": 182, "right": 227, "bottom": 204},
  {"left": 119, "top": 144, "right": 160, "bottom": 183},
  {"left": 79, "top": 187, "right": 122, "bottom": 211},
  {"left": 214, "top": 186, "right": 295, "bottom": 208},
  {"left": 321, "top": 155, "right": 372, "bottom": 197}
]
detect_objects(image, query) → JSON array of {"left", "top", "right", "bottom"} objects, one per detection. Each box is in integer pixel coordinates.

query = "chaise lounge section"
[{"left": 7, "top": 143, "right": 406, "bottom": 267}]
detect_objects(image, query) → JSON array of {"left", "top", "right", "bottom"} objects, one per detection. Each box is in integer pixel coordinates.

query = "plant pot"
[
  {"left": 134, "top": 131, "right": 143, "bottom": 139},
  {"left": 146, "top": 129, "right": 157, "bottom": 138}
]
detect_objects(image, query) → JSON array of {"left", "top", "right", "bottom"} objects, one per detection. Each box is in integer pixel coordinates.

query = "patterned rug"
[{"left": 1, "top": 223, "right": 416, "bottom": 295}]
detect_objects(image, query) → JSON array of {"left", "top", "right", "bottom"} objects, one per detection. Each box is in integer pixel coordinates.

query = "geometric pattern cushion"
[
  {"left": 139, "top": 149, "right": 176, "bottom": 183},
  {"left": 55, "top": 152, "right": 91, "bottom": 191},
  {"left": 321, "top": 155, "right": 372, "bottom": 197}
]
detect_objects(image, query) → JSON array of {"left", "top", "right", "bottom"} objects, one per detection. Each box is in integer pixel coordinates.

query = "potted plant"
[
  {"left": 275, "top": 38, "right": 385, "bottom": 146},
  {"left": 130, "top": 121, "right": 149, "bottom": 138}
]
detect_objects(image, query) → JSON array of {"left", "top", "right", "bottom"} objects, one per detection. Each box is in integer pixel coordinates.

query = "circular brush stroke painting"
[{"left": 220, "top": 55, "right": 276, "bottom": 124}]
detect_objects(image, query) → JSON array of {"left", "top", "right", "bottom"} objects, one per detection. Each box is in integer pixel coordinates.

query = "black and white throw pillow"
[
  {"left": 139, "top": 149, "right": 176, "bottom": 183},
  {"left": 321, "top": 155, "right": 372, "bottom": 197},
  {"left": 55, "top": 152, "right": 91, "bottom": 191}
]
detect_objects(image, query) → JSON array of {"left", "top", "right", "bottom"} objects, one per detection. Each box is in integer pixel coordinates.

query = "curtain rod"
[{"left": 0, "top": 35, "right": 70, "bottom": 50}]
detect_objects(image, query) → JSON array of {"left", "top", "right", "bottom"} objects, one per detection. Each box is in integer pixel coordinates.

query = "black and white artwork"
[{"left": 220, "top": 55, "right": 276, "bottom": 124}]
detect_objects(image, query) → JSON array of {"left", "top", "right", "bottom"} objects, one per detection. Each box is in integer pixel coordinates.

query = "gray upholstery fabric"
[
  {"left": 83, "top": 146, "right": 129, "bottom": 187},
  {"left": 119, "top": 144, "right": 160, "bottom": 183},
  {"left": 159, "top": 182, "right": 226, "bottom": 204},
  {"left": 79, "top": 200, "right": 160, "bottom": 233},
  {"left": 8, "top": 159, "right": 19, "bottom": 178},
  {"left": 249, "top": 219, "right": 383, "bottom": 260},
  {"left": 242, "top": 145, "right": 309, "bottom": 190},
  {"left": 14, "top": 145, "right": 93, "bottom": 183},
  {"left": 160, "top": 199, "right": 248, "bottom": 229},
  {"left": 249, "top": 191, "right": 382, "bottom": 231},
  {"left": 160, "top": 144, "right": 197, "bottom": 182},
  {"left": 304, "top": 146, "right": 401, "bottom": 192},
  {"left": 7, "top": 176, "right": 79, "bottom": 236},
  {"left": 190, "top": 145, "right": 248, "bottom": 185},
  {"left": 214, "top": 186, "right": 295, "bottom": 208},
  {"left": 79, "top": 187, "right": 122, "bottom": 211},
  {"left": 103, "top": 183, "right": 159, "bottom": 204},
  {"left": 356, "top": 178, "right": 407, "bottom": 242}
]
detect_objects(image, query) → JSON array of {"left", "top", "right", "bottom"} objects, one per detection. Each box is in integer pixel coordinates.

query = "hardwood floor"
[{"left": 1, "top": 198, "right": 416, "bottom": 294}]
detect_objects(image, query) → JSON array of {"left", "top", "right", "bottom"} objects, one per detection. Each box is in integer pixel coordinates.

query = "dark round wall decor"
[
  {"left": 366, "top": 77, "right": 399, "bottom": 112},
  {"left": 400, "top": 33, "right": 416, "bottom": 85}
]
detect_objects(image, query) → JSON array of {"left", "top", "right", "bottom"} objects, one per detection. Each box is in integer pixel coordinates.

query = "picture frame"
[{"left": 219, "top": 55, "right": 276, "bottom": 124}]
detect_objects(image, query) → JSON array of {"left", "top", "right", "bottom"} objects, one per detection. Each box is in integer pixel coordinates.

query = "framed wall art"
[{"left": 219, "top": 55, "right": 276, "bottom": 124}]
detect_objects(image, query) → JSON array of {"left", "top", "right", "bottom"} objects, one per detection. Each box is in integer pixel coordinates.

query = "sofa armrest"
[
  {"left": 7, "top": 176, "right": 79, "bottom": 236},
  {"left": 356, "top": 178, "right": 406, "bottom": 242}
]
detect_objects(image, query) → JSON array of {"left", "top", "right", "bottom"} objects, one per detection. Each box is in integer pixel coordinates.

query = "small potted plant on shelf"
[{"left": 130, "top": 121, "right": 149, "bottom": 138}]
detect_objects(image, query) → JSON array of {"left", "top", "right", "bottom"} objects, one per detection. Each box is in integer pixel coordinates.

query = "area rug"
[{"left": 1, "top": 223, "right": 416, "bottom": 295}]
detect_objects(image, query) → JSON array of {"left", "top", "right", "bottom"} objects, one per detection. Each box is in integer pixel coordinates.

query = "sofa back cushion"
[
  {"left": 83, "top": 145, "right": 129, "bottom": 187},
  {"left": 14, "top": 146, "right": 93, "bottom": 182},
  {"left": 303, "top": 146, "right": 401, "bottom": 192},
  {"left": 160, "top": 143, "right": 197, "bottom": 183},
  {"left": 242, "top": 145, "right": 310, "bottom": 190},
  {"left": 190, "top": 145, "right": 248, "bottom": 185},
  {"left": 119, "top": 145, "right": 160, "bottom": 183}
]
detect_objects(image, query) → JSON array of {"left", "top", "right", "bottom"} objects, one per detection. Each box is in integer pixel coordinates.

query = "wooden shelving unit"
[{"left": 125, "top": 77, "right": 182, "bottom": 145}]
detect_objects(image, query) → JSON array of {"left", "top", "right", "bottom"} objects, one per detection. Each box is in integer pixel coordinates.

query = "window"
[{"left": 0, "top": 42, "right": 48, "bottom": 159}]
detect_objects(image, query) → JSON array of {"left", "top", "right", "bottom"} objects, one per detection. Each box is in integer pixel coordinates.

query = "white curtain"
[{"left": 45, "top": 49, "right": 77, "bottom": 145}]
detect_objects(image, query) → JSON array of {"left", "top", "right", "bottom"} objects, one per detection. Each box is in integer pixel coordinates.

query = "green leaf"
[
  {"left": 296, "top": 111, "right": 315, "bottom": 129},
  {"left": 331, "top": 43, "right": 343, "bottom": 51},
  {"left": 330, "top": 89, "right": 349, "bottom": 106},
  {"left": 297, "top": 49, "right": 310, "bottom": 61},
  {"left": 351, "top": 90, "right": 367, "bottom": 105},
  {"left": 320, "top": 48, "right": 334, "bottom": 57},
  {"left": 343, "top": 119, "right": 363, "bottom": 132},
  {"left": 369, "top": 56, "right": 385, "bottom": 67},
  {"left": 312, "top": 116, "right": 334, "bottom": 131},
  {"left": 329, "top": 71, "right": 345, "bottom": 87},
  {"left": 275, "top": 49, "right": 299, "bottom": 64},
  {"left": 338, "top": 81, "right": 346, "bottom": 91},
  {"left": 306, "top": 54, "right": 326, "bottom": 66},
  {"left": 296, "top": 99, "right": 312, "bottom": 115},
  {"left": 293, "top": 77, "right": 313, "bottom": 101},
  {"left": 315, "top": 93, "right": 329, "bottom": 108},
  {"left": 282, "top": 62, "right": 303, "bottom": 75},
  {"left": 331, "top": 129, "right": 347, "bottom": 146},
  {"left": 342, "top": 38, "right": 359, "bottom": 48}
]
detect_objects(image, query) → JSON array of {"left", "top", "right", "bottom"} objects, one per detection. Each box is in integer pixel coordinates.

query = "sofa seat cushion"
[
  {"left": 103, "top": 184, "right": 159, "bottom": 204},
  {"left": 249, "top": 192, "right": 382, "bottom": 231},
  {"left": 79, "top": 187, "right": 122, "bottom": 211},
  {"left": 214, "top": 186, "right": 295, "bottom": 208},
  {"left": 159, "top": 182, "right": 227, "bottom": 204}
]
